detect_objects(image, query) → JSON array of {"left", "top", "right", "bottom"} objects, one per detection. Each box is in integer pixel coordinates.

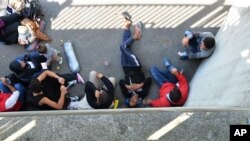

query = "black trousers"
[
  {"left": 59, "top": 73, "right": 77, "bottom": 86},
  {"left": 0, "top": 13, "right": 21, "bottom": 44}
]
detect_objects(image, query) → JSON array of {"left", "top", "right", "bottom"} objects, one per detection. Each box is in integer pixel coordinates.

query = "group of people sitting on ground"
[
  {"left": 0, "top": 7, "right": 216, "bottom": 112},
  {"left": 0, "top": 0, "right": 50, "bottom": 50}
]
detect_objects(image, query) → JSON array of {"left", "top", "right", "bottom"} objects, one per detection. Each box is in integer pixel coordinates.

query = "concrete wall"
[{"left": 185, "top": 5, "right": 250, "bottom": 107}]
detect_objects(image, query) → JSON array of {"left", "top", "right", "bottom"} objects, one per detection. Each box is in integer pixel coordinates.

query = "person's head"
[
  {"left": 96, "top": 90, "right": 109, "bottom": 105},
  {"left": 37, "top": 44, "right": 48, "bottom": 54},
  {"left": 169, "top": 86, "right": 181, "bottom": 103},
  {"left": 201, "top": 37, "right": 215, "bottom": 49},
  {"left": 128, "top": 94, "right": 139, "bottom": 107},
  {"left": 9, "top": 60, "right": 26, "bottom": 74},
  {"left": 29, "top": 78, "right": 42, "bottom": 93}
]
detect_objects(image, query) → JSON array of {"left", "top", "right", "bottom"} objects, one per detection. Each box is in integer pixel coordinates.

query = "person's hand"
[
  {"left": 0, "top": 77, "right": 8, "bottom": 85},
  {"left": 125, "top": 84, "right": 134, "bottom": 90},
  {"left": 143, "top": 99, "right": 152, "bottom": 105},
  {"left": 97, "top": 73, "right": 104, "bottom": 79},
  {"left": 60, "top": 85, "right": 67, "bottom": 95},
  {"left": 58, "top": 77, "right": 65, "bottom": 85},
  {"left": 18, "top": 39, "right": 28, "bottom": 45},
  {"left": 171, "top": 68, "right": 179, "bottom": 76},
  {"left": 95, "top": 90, "right": 101, "bottom": 105},
  {"left": 133, "top": 83, "right": 144, "bottom": 90},
  {"left": 125, "top": 83, "right": 144, "bottom": 91},
  {"left": 182, "top": 37, "right": 189, "bottom": 47},
  {"left": 95, "top": 90, "right": 100, "bottom": 98}
]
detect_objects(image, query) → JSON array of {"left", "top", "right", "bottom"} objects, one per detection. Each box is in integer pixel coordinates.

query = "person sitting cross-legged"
[
  {"left": 84, "top": 71, "right": 115, "bottom": 109},
  {"left": 144, "top": 58, "right": 188, "bottom": 107},
  {"left": 178, "top": 30, "right": 216, "bottom": 60},
  {"left": 27, "top": 70, "right": 84, "bottom": 110}
]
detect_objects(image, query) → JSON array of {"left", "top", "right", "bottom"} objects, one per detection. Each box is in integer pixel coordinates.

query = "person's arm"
[
  {"left": 84, "top": 81, "right": 98, "bottom": 107},
  {"left": 187, "top": 49, "right": 214, "bottom": 59},
  {"left": 144, "top": 98, "right": 171, "bottom": 107},
  {"left": 140, "top": 77, "right": 152, "bottom": 98},
  {"left": 37, "top": 70, "right": 65, "bottom": 84},
  {"left": 28, "top": 52, "right": 46, "bottom": 71},
  {"left": 119, "top": 79, "right": 131, "bottom": 98},
  {"left": 5, "top": 91, "right": 20, "bottom": 109},
  {"left": 0, "top": 77, "right": 20, "bottom": 109},
  {"left": 150, "top": 98, "right": 170, "bottom": 107},
  {"left": 98, "top": 73, "right": 114, "bottom": 95},
  {"left": 39, "top": 85, "right": 67, "bottom": 109},
  {"left": 174, "top": 72, "right": 189, "bottom": 105}
]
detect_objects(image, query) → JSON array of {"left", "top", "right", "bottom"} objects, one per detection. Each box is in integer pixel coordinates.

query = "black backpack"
[{"left": 21, "top": 0, "right": 43, "bottom": 21}]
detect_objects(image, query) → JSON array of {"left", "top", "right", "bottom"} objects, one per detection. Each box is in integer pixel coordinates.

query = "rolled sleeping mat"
[
  {"left": 63, "top": 40, "right": 80, "bottom": 73},
  {"left": 25, "top": 20, "right": 46, "bottom": 51}
]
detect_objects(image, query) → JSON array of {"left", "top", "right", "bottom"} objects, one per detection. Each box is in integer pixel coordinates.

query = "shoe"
[
  {"left": 69, "top": 96, "right": 79, "bottom": 102},
  {"left": 163, "top": 57, "right": 176, "bottom": 72},
  {"left": 67, "top": 80, "right": 77, "bottom": 88},
  {"left": 58, "top": 57, "right": 63, "bottom": 64},
  {"left": 135, "top": 22, "right": 142, "bottom": 37},
  {"left": 121, "top": 11, "right": 132, "bottom": 21},
  {"left": 178, "top": 51, "right": 189, "bottom": 60},
  {"left": 163, "top": 57, "right": 171, "bottom": 67},
  {"left": 76, "top": 73, "right": 84, "bottom": 83}
]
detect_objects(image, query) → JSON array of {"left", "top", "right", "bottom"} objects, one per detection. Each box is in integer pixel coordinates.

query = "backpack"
[{"left": 21, "top": 0, "right": 42, "bottom": 21}]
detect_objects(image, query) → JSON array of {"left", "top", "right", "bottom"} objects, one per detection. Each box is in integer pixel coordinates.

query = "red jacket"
[
  {"left": 0, "top": 93, "right": 22, "bottom": 112},
  {"left": 150, "top": 73, "right": 189, "bottom": 107}
]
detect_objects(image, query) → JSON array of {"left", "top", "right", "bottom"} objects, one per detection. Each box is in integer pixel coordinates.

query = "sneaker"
[
  {"left": 67, "top": 80, "right": 77, "bottom": 88},
  {"left": 121, "top": 11, "right": 132, "bottom": 21},
  {"left": 76, "top": 73, "right": 84, "bottom": 83},
  {"left": 178, "top": 51, "right": 189, "bottom": 60},
  {"left": 58, "top": 57, "right": 63, "bottom": 64},
  {"left": 163, "top": 57, "right": 176, "bottom": 72},
  {"left": 135, "top": 22, "right": 142, "bottom": 36},
  {"left": 69, "top": 96, "right": 79, "bottom": 102},
  {"left": 163, "top": 57, "right": 171, "bottom": 67}
]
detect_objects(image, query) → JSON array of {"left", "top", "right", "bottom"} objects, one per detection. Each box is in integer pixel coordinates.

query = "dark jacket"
[
  {"left": 9, "top": 51, "right": 47, "bottom": 85},
  {"left": 121, "top": 66, "right": 152, "bottom": 97},
  {"left": 84, "top": 76, "right": 114, "bottom": 109}
]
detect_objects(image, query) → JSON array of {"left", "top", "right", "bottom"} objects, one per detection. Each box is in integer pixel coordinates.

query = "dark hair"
[
  {"left": 169, "top": 86, "right": 181, "bottom": 102},
  {"left": 125, "top": 98, "right": 142, "bottom": 108},
  {"left": 98, "top": 90, "right": 109, "bottom": 105},
  {"left": 29, "top": 78, "right": 42, "bottom": 93},
  {"left": 203, "top": 37, "right": 215, "bottom": 49},
  {"left": 9, "top": 60, "right": 23, "bottom": 74},
  {"left": 37, "top": 44, "right": 47, "bottom": 54}
]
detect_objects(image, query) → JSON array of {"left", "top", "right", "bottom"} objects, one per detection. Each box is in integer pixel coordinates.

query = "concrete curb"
[{"left": 1, "top": 107, "right": 250, "bottom": 117}]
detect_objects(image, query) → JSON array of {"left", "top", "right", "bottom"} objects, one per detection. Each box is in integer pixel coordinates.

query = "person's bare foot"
[
  {"left": 122, "top": 19, "right": 132, "bottom": 29},
  {"left": 133, "top": 23, "right": 142, "bottom": 40}
]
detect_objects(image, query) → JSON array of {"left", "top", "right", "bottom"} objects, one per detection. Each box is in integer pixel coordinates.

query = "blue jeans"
[
  {"left": 120, "top": 29, "right": 141, "bottom": 67},
  {"left": 0, "top": 82, "right": 26, "bottom": 103},
  {"left": 150, "top": 66, "right": 177, "bottom": 87}
]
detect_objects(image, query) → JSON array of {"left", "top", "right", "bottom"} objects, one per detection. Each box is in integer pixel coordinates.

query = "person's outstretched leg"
[
  {"left": 150, "top": 66, "right": 177, "bottom": 87},
  {"left": 120, "top": 19, "right": 142, "bottom": 67},
  {"left": 0, "top": 13, "right": 21, "bottom": 25}
]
